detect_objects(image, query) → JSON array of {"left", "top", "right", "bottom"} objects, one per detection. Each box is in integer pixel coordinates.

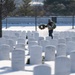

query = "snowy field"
[{"left": 0, "top": 26, "right": 75, "bottom": 75}]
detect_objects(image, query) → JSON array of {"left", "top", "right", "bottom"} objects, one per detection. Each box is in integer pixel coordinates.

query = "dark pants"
[{"left": 49, "top": 30, "right": 53, "bottom": 39}]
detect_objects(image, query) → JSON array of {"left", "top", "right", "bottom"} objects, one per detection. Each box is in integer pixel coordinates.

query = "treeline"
[
  {"left": 44, "top": 0, "right": 75, "bottom": 16},
  {"left": 1, "top": 0, "right": 75, "bottom": 18}
]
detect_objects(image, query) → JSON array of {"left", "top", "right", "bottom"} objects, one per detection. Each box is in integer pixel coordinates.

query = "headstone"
[
  {"left": 20, "top": 31, "right": 26, "bottom": 39},
  {"left": 53, "top": 33, "right": 59, "bottom": 39},
  {"left": 70, "top": 51, "right": 75, "bottom": 73},
  {"left": 55, "top": 56, "right": 71, "bottom": 75},
  {"left": 17, "top": 38, "right": 25, "bottom": 44},
  {"left": 30, "top": 45, "right": 42, "bottom": 64},
  {"left": 34, "top": 64, "right": 51, "bottom": 75},
  {"left": 72, "top": 36, "right": 75, "bottom": 42},
  {"left": 6, "top": 39, "right": 15, "bottom": 51},
  {"left": 40, "top": 40, "right": 50, "bottom": 52},
  {"left": 58, "top": 38, "right": 66, "bottom": 44},
  {"left": 28, "top": 41, "right": 38, "bottom": 49},
  {"left": 66, "top": 41, "right": 75, "bottom": 55},
  {"left": 46, "top": 36, "right": 51, "bottom": 41},
  {"left": 12, "top": 49, "right": 25, "bottom": 71},
  {"left": 45, "top": 45, "right": 56, "bottom": 61},
  {"left": 65, "top": 37, "right": 72, "bottom": 43},
  {"left": 0, "top": 38, "right": 7, "bottom": 45},
  {"left": 59, "top": 32, "right": 65, "bottom": 39},
  {"left": 0, "top": 44, "right": 10, "bottom": 60},
  {"left": 57, "top": 44, "right": 67, "bottom": 56},
  {"left": 28, "top": 37, "right": 36, "bottom": 44},
  {"left": 26, "top": 31, "right": 33, "bottom": 39},
  {"left": 38, "top": 36, "right": 44, "bottom": 45},
  {"left": 15, "top": 43, "right": 25, "bottom": 50},
  {"left": 49, "top": 39, "right": 58, "bottom": 47},
  {"left": 33, "top": 32, "right": 39, "bottom": 41}
]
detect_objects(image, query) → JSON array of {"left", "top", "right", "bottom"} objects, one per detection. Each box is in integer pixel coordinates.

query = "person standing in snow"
[{"left": 47, "top": 19, "right": 56, "bottom": 39}]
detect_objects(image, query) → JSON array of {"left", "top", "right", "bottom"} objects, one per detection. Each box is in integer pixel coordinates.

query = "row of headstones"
[
  {"left": 0, "top": 39, "right": 26, "bottom": 52},
  {"left": 2, "top": 30, "right": 75, "bottom": 47},
  {"left": 1, "top": 35, "right": 75, "bottom": 52},
  {"left": 33, "top": 51, "right": 75, "bottom": 75},
  {"left": 46, "top": 32, "right": 75, "bottom": 50},
  {"left": 33, "top": 56, "right": 71, "bottom": 75},
  {"left": 0, "top": 38, "right": 75, "bottom": 62},
  {"left": 46, "top": 36, "right": 75, "bottom": 53},
  {"left": 0, "top": 36, "right": 38, "bottom": 51},
  {"left": 0, "top": 36, "right": 43, "bottom": 53},
  {"left": 0, "top": 31, "right": 40, "bottom": 51},
  {"left": 0, "top": 43, "right": 75, "bottom": 62},
  {"left": 1, "top": 45, "right": 75, "bottom": 74},
  {"left": 2, "top": 30, "right": 75, "bottom": 54},
  {"left": 2, "top": 30, "right": 39, "bottom": 41},
  {"left": 28, "top": 37, "right": 75, "bottom": 56},
  {"left": 0, "top": 43, "right": 54, "bottom": 60},
  {"left": 0, "top": 30, "right": 75, "bottom": 74},
  {"left": 11, "top": 48, "right": 75, "bottom": 75},
  {"left": 53, "top": 31, "right": 75, "bottom": 39},
  {"left": 46, "top": 35, "right": 75, "bottom": 45},
  {"left": 3, "top": 30, "right": 75, "bottom": 46},
  {"left": 29, "top": 41, "right": 75, "bottom": 75}
]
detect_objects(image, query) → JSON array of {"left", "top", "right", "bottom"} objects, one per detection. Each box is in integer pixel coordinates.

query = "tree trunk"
[{"left": 0, "top": 0, "right": 2, "bottom": 38}]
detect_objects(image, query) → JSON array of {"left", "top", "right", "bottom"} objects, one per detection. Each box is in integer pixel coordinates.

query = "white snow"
[{"left": 0, "top": 26, "right": 75, "bottom": 75}]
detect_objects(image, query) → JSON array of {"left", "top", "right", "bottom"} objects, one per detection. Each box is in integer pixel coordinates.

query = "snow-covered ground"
[{"left": 0, "top": 26, "right": 75, "bottom": 75}]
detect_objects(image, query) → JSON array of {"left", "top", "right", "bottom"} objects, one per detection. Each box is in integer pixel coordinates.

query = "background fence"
[{"left": 2, "top": 16, "right": 75, "bottom": 27}]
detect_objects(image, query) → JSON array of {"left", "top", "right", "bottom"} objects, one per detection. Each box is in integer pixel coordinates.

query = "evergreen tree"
[
  {"left": 2, "top": 0, "right": 16, "bottom": 18},
  {"left": 17, "top": 0, "right": 32, "bottom": 16}
]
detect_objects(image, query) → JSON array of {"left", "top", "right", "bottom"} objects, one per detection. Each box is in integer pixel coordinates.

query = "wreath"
[
  {"left": 38, "top": 23, "right": 56, "bottom": 30},
  {"left": 38, "top": 24, "right": 47, "bottom": 30}
]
